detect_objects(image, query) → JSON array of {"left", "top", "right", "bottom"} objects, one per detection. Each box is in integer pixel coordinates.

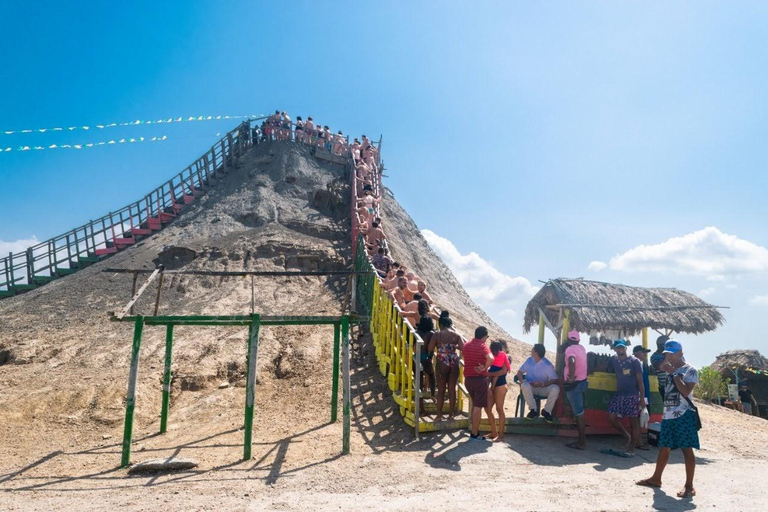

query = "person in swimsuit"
[
  {"left": 485, "top": 340, "right": 511, "bottom": 441},
  {"left": 415, "top": 301, "right": 437, "bottom": 405},
  {"left": 428, "top": 311, "right": 464, "bottom": 421},
  {"left": 295, "top": 116, "right": 304, "bottom": 143},
  {"left": 304, "top": 117, "right": 314, "bottom": 144}
]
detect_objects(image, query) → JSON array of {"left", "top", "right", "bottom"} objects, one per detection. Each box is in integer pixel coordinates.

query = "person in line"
[
  {"left": 484, "top": 340, "right": 510, "bottom": 442},
  {"left": 350, "top": 138, "right": 362, "bottom": 162},
  {"left": 390, "top": 276, "right": 409, "bottom": 309},
  {"left": 637, "top": 340, "right": 699, "bottom": 499},
  {"left": 294, "top": 116, "right": 304, "bottom": 142},
  {"left": 371, "top": 247, "right": 393, "bottom": 277},
  {"left": 332, "top": 130, "right": 345, "bottom": 155},
  {"left": 280, "top": 111, "right": 291, "bottom": 141},
  {"left": 415, "top": 302, "right": 436, "bottom": 403},
  {"left": 384, "top": 269, "right": 404, "bottom": 291},
  {"left": 739, "top": 383, "right": 757, "bottom": 416},
  {"left": 650, "top": 335, "right": 670, "bottom": 399},
  {"left": 633, "top": 344, "right": 653, "bottom": 450},
  {"left": 463, "top": 326, "right": 497, "bottom": 440},
  {"left": 516, "top": 344, "right": 560, "bottom": 422},
  {"left": 563, "top": 330, "right": 589, "bottom": 450},
  {"left": 363, "top": 221, "right": 386, "bottom": 254},
  {"left": 607, "top": 339, "right": 645, "bottom": 456},
  {"left": 402, "top": 293, "right": 423, "bottom": 328},
  {"left": 304, "top": 116, "right": 315, "bottom": 144},
  {"left": 416, "top": 280, "right": 433, "bottom": 305},
  {"left": 428, "top": 311, "right": 463, "bottom": 421}
]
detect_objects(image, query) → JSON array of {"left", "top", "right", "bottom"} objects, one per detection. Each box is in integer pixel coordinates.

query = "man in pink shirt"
[{"left": 563, "top": 330, "right": 589, "bottom": 450}]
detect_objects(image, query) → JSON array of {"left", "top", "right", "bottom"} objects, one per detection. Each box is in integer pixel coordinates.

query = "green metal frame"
[{"left": 114, "top": 313, "right": 359, "bottom": 467}]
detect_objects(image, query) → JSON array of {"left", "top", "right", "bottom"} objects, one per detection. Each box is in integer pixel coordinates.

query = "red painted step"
[
  {"left": 131, "top": 228, "right": 153, "bottom": 236},
  {"left": 148, "top": 218, "right": 162, "bottom": 230},
  {"left": 158, "top": 212, "right": 176, "bottom": 222},
  {"left": 95, "top": 247, "right": 118, "bottom": 256},
  {"left": 114, "top": 237, "right": 135, "bottom": 245},
  {"left": 171, "top": 203, "right": 183, "bottom": 213},
  {"left": 182, "top": 194, "right": 195, "bottom": 204}
]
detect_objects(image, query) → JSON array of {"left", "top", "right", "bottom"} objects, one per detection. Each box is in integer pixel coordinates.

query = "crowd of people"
[
  {"left": 346, "top": 120, "right": 700, "bottom": 499},
  {"left": 252, "top": 110, "right": 379, "bottom": 164}
]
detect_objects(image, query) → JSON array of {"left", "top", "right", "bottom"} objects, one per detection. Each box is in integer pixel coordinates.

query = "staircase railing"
[{"left": 0, "top": 121, "right": 254, "bottom": 298}]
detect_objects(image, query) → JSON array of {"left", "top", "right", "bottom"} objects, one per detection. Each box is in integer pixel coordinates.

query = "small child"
[{"left": 488, "top": 340, "right": 510, "bottom": 389}]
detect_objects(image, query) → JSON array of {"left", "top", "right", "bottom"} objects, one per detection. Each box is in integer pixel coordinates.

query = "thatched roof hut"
[
  {"left": 712, "top": 350, "right": 768, "bottom": 409},
  {"left": 523, "top": 278, "right": 725, "bottom": 337}
]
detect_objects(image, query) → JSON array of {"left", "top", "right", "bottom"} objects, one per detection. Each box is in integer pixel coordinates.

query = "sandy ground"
[{"left": 2, "top": 330, "right": 768, "bottom": 512}]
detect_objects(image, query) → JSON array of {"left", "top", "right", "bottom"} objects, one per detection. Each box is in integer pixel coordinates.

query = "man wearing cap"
[
  {"left": 563, "top": 330, "right": 588, "bottom": 449},
  {"left": 637, "top": 339, "right": 699, "bottom": 499},
  {"left": 650, "top": 335, "right": 670, "bottom": 399},
  {"left": 607, "top": 340, "right": 645, "bottom": 456},
  {"left": 633, "top": 344, "right": 652, "bottom": 450}
]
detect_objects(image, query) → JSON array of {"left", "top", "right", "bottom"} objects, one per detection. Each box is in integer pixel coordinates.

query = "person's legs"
[
  {"left": 447, "top": 364, "right": 459, "bottom": 418},
  {"left": 494, "top": 386, "right": 507, "bottom": 441},
  {"left": 575, "top": 414, "right": 587, "bottom": 447},
  {"left": 566, "top": 382, "right": 587, "bottom": 448},
  {"left": 471, "top": 406, "right": 482, "bottom": 436},
  {"left": 435, "top": 362, "right": 448, "bottom": 420},
  {"left": 521, "top": 381, "right": 538, "bottom": 413},
  {"left": 541, "top": 384, "right": 560, "bottom": 414},
  {"left": 627, "top": 417, "right": 639, "bottom": 454},
  {"left": 639, "top": 447, "right": 670, "bottom": 486},
  {"left": 681, "top": 447, "right": 696, "bottom": 495},
  {"left": 608, "top": 412, "right": 629, "bottom": 443},
  {"left": 484, "top": 401, "right": 497, "bottom": 439}
]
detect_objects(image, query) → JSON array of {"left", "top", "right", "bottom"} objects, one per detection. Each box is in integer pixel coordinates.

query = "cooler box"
[{"left": 647, "top": 422, "right": 661, "bottom": 446}]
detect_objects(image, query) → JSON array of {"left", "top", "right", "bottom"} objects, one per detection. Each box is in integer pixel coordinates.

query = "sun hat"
[
  {"left": 662, "top": 340, "right": 683, "bottom": 354},
  {"left": 567, "top": 330, "right": 580, "bottom": 342}
]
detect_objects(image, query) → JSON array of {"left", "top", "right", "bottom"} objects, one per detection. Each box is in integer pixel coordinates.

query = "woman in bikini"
[
  {"left": 294, "top": 116, "right": 303, "bottom": 143},
  {"left": 428, "top": 311, "right": 464, "bottom": 421},
  {"left": 485, "top": 340, "right": 511, "bottom": 441}
]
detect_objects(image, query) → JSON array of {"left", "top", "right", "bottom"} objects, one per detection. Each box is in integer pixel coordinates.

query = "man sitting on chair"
[{"left": 516, "top": 344, "right": 560, "bottom": 422}]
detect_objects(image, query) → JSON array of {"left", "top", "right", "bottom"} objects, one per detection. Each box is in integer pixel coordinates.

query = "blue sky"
[{"left": 2, "top": 1, "right": 768, "bottom": 367}]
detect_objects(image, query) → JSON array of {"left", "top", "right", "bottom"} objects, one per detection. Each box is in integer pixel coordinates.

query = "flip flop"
[
  {"left": 566, "top": 441, "right": 586, "bottom": 450},
  {"left": 600, "top": 448, "right": 634, "bottom": 458},
  {"left": 636, "top": 479, "right": 662, "bottom": 488},
  {"left": 677, "top": 488, "right": 696, "bottom": 498},
  {"left": 636, "top": 444, "right": 651, "bottom": 451}
]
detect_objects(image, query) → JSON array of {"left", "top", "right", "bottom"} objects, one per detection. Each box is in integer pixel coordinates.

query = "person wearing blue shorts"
[{"left": 563, "top": 330, "right": 589, "bottom": 449}]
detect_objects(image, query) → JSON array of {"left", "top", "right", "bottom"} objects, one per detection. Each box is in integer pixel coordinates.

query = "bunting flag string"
[
  {"left": 2, "top": 114, "right": 265, "bottom": 136},
  {"left": 2, "top": 135, "right": 168, "bottom": 153}
]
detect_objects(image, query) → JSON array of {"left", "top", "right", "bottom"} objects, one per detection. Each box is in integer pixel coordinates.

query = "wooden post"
[
  {"left": 4, "top": 253, "right": 11, "bottom": 290},
  {"left": 243, "top": 314, "right": 261, "bottom": 460},
  {"left": 642, "top": 327, "right": 649, "bottom": 349},
  {"left": 153, "top": 272, "right": 165, "bottom": 316},
  {"left": 331, "top": 322, "right": 341, "bottom": 423},
  {"left": 414, "top": 340, "right": 421, "bottom": 439},
  {"left": 160, "top": 324, "right": 174, "bottom": 433},
  {"left": 537, "top": 311, "right": 545, "bottom": 344},
  {"left": 65, "top": 234, "right": 72, "bottom": 268},
  {"left": 342, "top": 315, "right": 351, "bottom": 454},
  {"left": 121, "top": 315, "right": 145, "bottom": 467},
  {"left": 25, "top": 247, "right": 34, "bottom": 283}
]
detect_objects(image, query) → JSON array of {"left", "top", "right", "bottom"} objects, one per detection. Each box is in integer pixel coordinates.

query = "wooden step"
[
  {"left": 192, "top": 189, "right": 205, "bottom": 197},
  {"left": 130, "top": 228, "right": 153, "bottom": 236},
  {"left": 95, "top": 247, "right": 118, "bottom": 256},
  {"left": 13, "top": 283, "right": 37, "bottom": 292},
  {"left": 78, "top": 255, "right": 100, "bottom": 264},
  {"left": 158, "top": 212, "right": 176, "bottom": 222},
  {"left": 114, "top": 237, "right": 136, "bottom": 245},
  {"left": 171, "top": 203, "right": 183, "bottom": 213},
  {"left": 55, "top": 267, "right": 77, "bottom": 276},
  {"left": 0, "top": 290, "right": 15, "bottom": 298},
  {"left": 182, "top": 194, "right": 195, "bottom": 204},
  {"left": 147, "top": 218, "right": 162, "bottom": 230},
  {"left": 32, "top": 275, "right": 58, "bottom": 285}
]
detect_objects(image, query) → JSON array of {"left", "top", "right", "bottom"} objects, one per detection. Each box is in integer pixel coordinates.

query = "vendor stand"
[{"left": 522, "top": 278, "right": 725, "bottom": 436}]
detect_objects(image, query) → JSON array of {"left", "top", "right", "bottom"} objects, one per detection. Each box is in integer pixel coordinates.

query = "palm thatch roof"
[
  {"left": 523, "top": 278, "right": 725, "bottom": 336},
  {"left": 711, "top": 350, "right": 768, "bottom": 373}
]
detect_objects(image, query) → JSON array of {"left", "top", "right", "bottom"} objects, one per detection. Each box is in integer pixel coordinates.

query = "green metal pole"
[
  {"left": 159, "top": 324, "right": 174, "bottom": 433},
  {"left": 342, "top": 315, "right": 351, "bottom": 454},
  {"left": 331, "top": 323, "right": 341, "bottom": 423},
  {"left": 121, "top": 315, "right": 145, "bottom": 468},
  {"left": 243, "top": 314, "right": 261, "bottom": 460}
]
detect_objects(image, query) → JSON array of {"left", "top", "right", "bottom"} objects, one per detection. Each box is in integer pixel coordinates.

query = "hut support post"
[
  {"left": 159, "top": 324, "right": 174, "bottom": 434},
  {"left": 642, "top": 327, "right": 649, "bottom": 349},
  {"left": 537, "top": 311, "right": 545, "bottom": 344}
]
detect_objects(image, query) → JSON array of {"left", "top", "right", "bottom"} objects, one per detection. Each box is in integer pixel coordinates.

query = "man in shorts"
[
  {"left": 607, "top": 339, "right": 645, "bottom": 456},
  {"left": 563, "top": 330, "right": 588, "bottom": 449},
  {"left": 462, "top": 326, "right": 496, "bottom": 440},
  {"left": 739, "top": 383, "right": 757, "bottom": 415},
  {"left": 637, "top": 340, "right": 699, "bottom": 498}
]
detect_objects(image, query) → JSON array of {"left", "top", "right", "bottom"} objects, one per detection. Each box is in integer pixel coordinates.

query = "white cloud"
[
  {"left": 421, "top": 229, "right": 538, "bottom": 310},
  {"left": 498, "top": 308, "right": 517, "bottom": 317},
  {"left": 0, "top": 236, "right": 40, "bottom": 254},
  {"left": 588, "top": 261, "right": 607, "bottom": 271},
  {"left": 698, "top": 287, "right": 716, "bottom": 298},
  {"left": 605, "top": 227, "right": 768, "bottom": 277},
  {"left": 751, "top": 295, "right": 768, "bottom": 306}
]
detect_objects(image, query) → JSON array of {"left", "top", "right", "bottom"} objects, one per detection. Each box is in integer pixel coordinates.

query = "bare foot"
[
  {"left": 494, "top": 435, "right": 505, "bottom": 443},
  {"left": 677, "top": 486, "right": 696, "bottom": 498},
  {"left": 636, "top": 478, "right": 662, "bottom": 488},
  {"left": 435, "top": 415, "right": 443, "bottom": 422}
]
